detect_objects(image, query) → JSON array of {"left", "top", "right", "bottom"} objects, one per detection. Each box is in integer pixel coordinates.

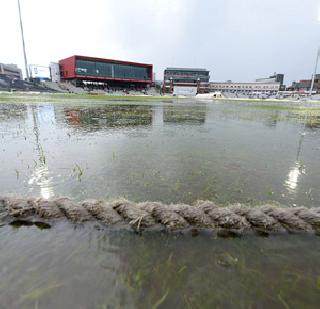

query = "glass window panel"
[{"left": 76, "top": 59, "right": 150, "bottom": 80}]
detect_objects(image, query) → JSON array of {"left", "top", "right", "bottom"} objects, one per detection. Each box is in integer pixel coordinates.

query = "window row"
[{"left": 75, "top": 60, "right": 150, "bottom": 80}]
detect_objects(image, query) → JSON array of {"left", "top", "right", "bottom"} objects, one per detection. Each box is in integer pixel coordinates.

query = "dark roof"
[
  {"left": 59, "top": 55, "right": 152, "bottom": 68},
  {"left": 165, "top": 67, "right": 209, "bottom": 72}
]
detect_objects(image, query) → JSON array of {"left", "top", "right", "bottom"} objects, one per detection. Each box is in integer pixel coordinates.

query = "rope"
[{"left": 1, "top": 197, "right": 320, "bottom": 235}]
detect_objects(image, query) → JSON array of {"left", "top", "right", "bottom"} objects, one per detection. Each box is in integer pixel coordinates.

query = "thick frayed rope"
[{"left": 1, "top": 197, "right": 320, "bottom": 235}]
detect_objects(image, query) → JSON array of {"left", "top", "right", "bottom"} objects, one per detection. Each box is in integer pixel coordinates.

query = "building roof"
[
  {"left": 59, "top": 55, "right": 153, "bottom": 68},
  {"left": 210, "top": 82, "right": 280, "bottom": 85},
  {"left": 165, "top": 67, "right": 209, "bottom": 72}
]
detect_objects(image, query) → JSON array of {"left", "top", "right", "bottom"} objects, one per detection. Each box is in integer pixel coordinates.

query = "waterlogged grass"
[
  {"left": 0, "top": 92, "right": 180, "bottom": 104},
  {"left": 111, "top": 232, "right": 320, "bottom": 308},
  {"left": 73, "top": 163, "right": 84, "bottom": 182},
  {"left": 215, "top": 99, "right": 320, "bottom": 111},
  {"left": 1, "top": 93, "right": 320, "bottom": 115},
  {"left": 249, "top": 104, "right": 320, "bottom": 111},
  {"left": 215, "top": 97, "right": 320, "bottom": 104},
  {"left": 1, "top": 98, "right": 320, "bottom": 308}
]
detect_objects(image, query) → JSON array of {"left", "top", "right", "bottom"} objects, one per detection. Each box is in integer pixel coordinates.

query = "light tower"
[
  {"left": 17, "top": 0, "right": 29, "bottom": 81},
  {"left": 309, "top": 47, "right": 320, "bottom": 96}
]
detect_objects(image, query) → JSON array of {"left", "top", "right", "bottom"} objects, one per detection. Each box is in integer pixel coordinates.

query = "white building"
[
  {"left": 49, "top": 62, "right": 61, "bottom": 83},
  {"left": 209, "top": 82, "right": 280, "bottom": 93},
  {"left": 29, "top": 64, "right": 51, "bottom": 81}
]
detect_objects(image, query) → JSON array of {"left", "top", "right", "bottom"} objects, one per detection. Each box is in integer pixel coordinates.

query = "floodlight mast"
[
  {"left": 17, "top": 0, "right": 29, "bottom": 81},
  {"left": 309, "top": 47, "right": 320, "bottom": 97}
]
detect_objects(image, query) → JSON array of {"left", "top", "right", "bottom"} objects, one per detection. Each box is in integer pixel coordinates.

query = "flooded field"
[{"left": 1, "top": 96, "right": 320, "bottom": 308}]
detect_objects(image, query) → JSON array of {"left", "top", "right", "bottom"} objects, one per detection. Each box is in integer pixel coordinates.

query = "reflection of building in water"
[
  {"left": 163, "top": 107, "right": 206, "bottom": 125},
  {"left": 59, "top": 105, "right": 207, "bottom": 130},
  {"left": 264, "top": 110, "right": 280, "bottom": 127},
  {"left": 152, "top": 106, "right": 164, "bottom": 127},
  {"left": 64, "top": 109, "right": 82, "bottom": 126},
  {"left": 62, "top": 106, "right": 153, "bottom": 130}
]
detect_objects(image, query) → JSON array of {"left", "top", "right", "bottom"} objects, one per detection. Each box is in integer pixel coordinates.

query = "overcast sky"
[{"left": 1, "top": 0, "right": 320, "bottom": 84}]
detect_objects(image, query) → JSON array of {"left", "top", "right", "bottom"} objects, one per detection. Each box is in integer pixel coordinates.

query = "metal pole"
[
  {"left": 17, "top": 0, "right": 29, "bottom": 81},
  {"left": 309, "top": 47, "right": 320, "bottom": 97}
]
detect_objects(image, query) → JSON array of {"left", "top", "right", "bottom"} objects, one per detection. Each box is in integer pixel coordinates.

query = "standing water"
[{"left": 1, "top": 96, "right": 320, "bottom": 308}]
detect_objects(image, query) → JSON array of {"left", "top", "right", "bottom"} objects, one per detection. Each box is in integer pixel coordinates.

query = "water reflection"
[
  {"left": 60, "top": 105, "right": 207, "bottom": 131},
  {"left": 28, "top": 106, "right": 55, "bottom": 199},
  {"left": 284, "top": 128, "right": 306, "bottom": 195},
  {"left": 285, "top": 161, "right": 305, "bottom": 193},
  {"left": 1, "top": 100, "right": 320, "bottom": 308},
  {"left": 0, "top": 101, "right": 320, "bottom": 206},
  {"left": 28, "top": 166, "right": 54, "bottom": 199},
  {"left": 163, "top": 106, "right": 206, "bottom": 124},
  {"left": 264, "top": 110, "right": 280, "bottom": 127},
  {"left": 62, "top": 105, "right": 153, "bottom": 131}
]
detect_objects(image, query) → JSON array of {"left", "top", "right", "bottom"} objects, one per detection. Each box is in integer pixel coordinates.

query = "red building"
[
  {"left": 288, "top": 74, "right": 320, "bottom": 93},
  {"left": 59, "top": 55, "right": 153, "bottom": 89}
]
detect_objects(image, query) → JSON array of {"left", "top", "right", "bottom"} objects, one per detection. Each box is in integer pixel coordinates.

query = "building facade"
[
  {"left": 288, "top": 74, "right": 320, "bottom": 93},
  {"left": 0, "top": 63, "right": 22, "bottom": 79},
  {"left": 59, "top": 55, "right": 153, "bottom": 89},
  {"left": 163, "top": 68, "right": 210, "bottom": 94},
  {"left": 49, "top": 62, "right": 61, "bottom": 83},
  {"left": 210, "top": 82, "right": 280, "bottom": 93},
  {"left": 29, "top": 64, "right": 51, "bottom": 81},
  {"left": 256, "top": 73, "right": 284, "bottom": 86}
]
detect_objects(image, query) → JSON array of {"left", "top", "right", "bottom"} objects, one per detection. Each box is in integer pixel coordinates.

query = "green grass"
[
  {"left": 0, "top": 92, "right": 181, "bottom": 104},
  {"left": 1, "top": 92, "right": 320, "bottom": 112},
  {"left": 51, "top": 93, "right": 178, "bottom": 101},
  {"left": 215, "top": 97, "right": 320, "bottom": 104},
  {"left": 212, "top": 98, "right": 320, "bottom": 111},
  {"left": 249, "top": 104, "right": 320, "bottom": 111}
]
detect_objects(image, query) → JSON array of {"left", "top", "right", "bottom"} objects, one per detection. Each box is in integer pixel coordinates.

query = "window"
[{"left": 75, "top": 59, "right": 150, "bottom": 80}]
